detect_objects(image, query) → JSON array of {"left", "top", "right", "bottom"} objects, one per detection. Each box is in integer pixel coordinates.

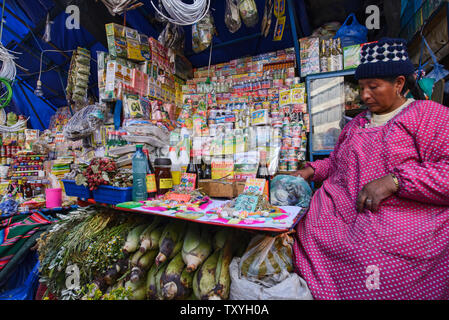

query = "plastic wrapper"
[
  {"left": 335, "top": 13, "right": 368, "bottom": 48},
  {"left": 67, "top": 47, "right": 91, "bottom": 103},
  {"left": 0, "top": 199, "right": 19, "bottom": 217},
  {"left": 31, "top": 131, "right": 52, "bottom": 155},
  {"left": 238, "top": 0, "right": 259, "bottom": 28},
  {"left": 230, "top": 258, "right": 313, "bottom": 300},
  {"left": 122, "top": 134, "right": 167, "bottom": 148},
  {"left": 311, "top": 21, "right": 341, "bottom": 40},
  {"left": 225, "top": 0, "right": 241, "bottom": 33},
  {"left": 192, "top": 11, "right": 216, "bottom": 54},
  {"left": 123, "top": 119, "right": 169, "bottom": 139},
  {"left": 122, "top": 119, "right": 170, "bottom": 149},
  {"left": 158, "top": 22, "right": 185, "bottom": 53},
  {"left": 239, "top": 233, "right": 294, "bottom": 287},
  {"left": 270, "top": 175, "right": 312, "bottom": 208},
  {"left": 63, "top": 104, "right": 105, "bottom": 141}
]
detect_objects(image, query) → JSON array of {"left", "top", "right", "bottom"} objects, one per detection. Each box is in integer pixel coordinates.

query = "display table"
[{"left": 80, "top": 198, "right": 307, "bottom": 233}]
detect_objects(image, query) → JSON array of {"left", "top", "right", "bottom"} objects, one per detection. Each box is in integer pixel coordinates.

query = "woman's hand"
[
  {"left": 356, "top": 174, "right": 398, "bottom": 212},
  {"left": 292, "top": 166, "right": 315, "bottom": 181}
]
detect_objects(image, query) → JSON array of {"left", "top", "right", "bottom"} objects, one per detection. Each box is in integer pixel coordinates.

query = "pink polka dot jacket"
[{"left": 294, "top": 100, "right": 449, "bottom": 299}]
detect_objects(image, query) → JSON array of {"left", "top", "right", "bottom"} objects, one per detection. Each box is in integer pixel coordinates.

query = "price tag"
[
  {"left": 180, "top": 173, "right": 197, "bottom": 191},
  {"left": 166, "top": 193, "right": 191, "bottom": 203},
  {"left": 243, "top": 178, "right": 266, "bottom": 195}
]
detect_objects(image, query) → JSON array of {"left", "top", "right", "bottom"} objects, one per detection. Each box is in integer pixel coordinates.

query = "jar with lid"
[{"left": 154, "top": 158, "right": 173, "bottom": 195}]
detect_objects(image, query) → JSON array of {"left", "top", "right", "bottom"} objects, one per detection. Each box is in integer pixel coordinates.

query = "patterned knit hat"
[{"left": 355, "top": 38, "right": 415, "bottom": 80}]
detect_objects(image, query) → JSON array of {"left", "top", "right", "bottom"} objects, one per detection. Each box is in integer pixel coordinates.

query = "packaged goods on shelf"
[
  {"left": 343, "top": 44, "right": 361, "bottom": 69},
  {"left": 299, "top": 37, "right": 320, "bottom": 77},
  {"left": 66, "top": 47, "right": 91, "bottom": 104}
]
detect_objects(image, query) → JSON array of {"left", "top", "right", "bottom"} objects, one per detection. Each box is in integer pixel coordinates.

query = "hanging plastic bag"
[
  {"left": 334, "top": 13, "right": 367, "bottom": 48},
  {"left": 239, "top": 232, "right": 294, "bottom": 287},
  {"left": 192, "top": 11, "right": 216, "bottom": 54},
  {"left": 239, "top": 0, "right": 259, "bottom": 28},
  {"left": 421, "top": 36, "right": 449, "bottom": 83},
  {"left": 63, "top": 104, "right": 105, "bottom": 141},
  {"left": 270, "top": 174, "right": 312, "bottom": 208},
  {"left": 225, "top": 0, "right": 241, "bottom": 33},
  {"left": 158, "top": 23, "right": 185, "bottom": 53}
]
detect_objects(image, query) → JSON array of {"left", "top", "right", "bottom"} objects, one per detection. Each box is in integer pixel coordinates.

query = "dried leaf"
[
  {"left": 91, "top": 165, "right": 100, "bottom": 174},
  {"left": 75, "top": 174, "right": 87, "bottom": 186}
]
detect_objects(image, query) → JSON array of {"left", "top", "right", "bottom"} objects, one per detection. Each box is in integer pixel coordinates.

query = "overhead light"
[{"left": 34, "top": 80, "right": 44, "bottom": 97}]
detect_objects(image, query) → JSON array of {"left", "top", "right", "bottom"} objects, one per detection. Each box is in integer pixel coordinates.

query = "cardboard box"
[
  {"left": 198, "top": 180, "right": 246, "bottom": 199},
  {"left": 106, "top": 35, "right": 127, "bottom": 59},
  {"left": 106, "top": 23, "right": 125, "bottom": 37}
]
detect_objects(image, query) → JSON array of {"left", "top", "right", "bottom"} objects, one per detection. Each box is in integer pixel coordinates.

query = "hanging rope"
[{"left": 150, "top": 0, "right": 210, "bottom": 26}]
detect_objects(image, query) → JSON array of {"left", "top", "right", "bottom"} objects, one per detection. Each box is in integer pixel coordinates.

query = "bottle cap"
[{"left": 154, "top": 158, "right": 172, "bottom": 166}]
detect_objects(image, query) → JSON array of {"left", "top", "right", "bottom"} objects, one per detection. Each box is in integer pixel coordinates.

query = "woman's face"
[{"left": 359, "top": 77, "right": 406, "bottom": 115}]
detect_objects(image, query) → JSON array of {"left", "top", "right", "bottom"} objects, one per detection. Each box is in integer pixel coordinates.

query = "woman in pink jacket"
[{"left": 293, "top": 38, "right": 449, "bottom": 299}]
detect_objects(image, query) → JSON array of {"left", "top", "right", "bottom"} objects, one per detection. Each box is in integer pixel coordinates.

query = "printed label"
[
  {"left": 159, "top": 178, "right": 173, "bottom": 190},
  {"left": 146, "top": 174, "right": 157, "bottom": 193}
]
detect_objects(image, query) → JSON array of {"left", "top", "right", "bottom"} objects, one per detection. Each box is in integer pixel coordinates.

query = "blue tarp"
[{"left": 3, "top": 0, "right": 312, "bottom": 130}]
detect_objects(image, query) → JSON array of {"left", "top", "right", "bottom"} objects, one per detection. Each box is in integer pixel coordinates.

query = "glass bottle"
[
  {"left": 186, "top": 155, "right": 199, "bottom": 190},
  {"left": 202, "top": 156, "right": 212, "bottom": 179},
  {"left": 143, "top": 149, "right": 157, "bottom": 199},
  {"left": 320, "top": 39, "right": 328, "bottom": 73},
  {"left": 256, "top": 151, "right": 271, "bottom": 203}
]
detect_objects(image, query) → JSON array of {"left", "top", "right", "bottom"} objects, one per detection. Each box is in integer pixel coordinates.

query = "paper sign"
[
  {"left": 211, "top": 158, "right": 234, "bottom": 180},
  {"left": 273, "top": 15, "right": 286, "bottom": 42},
  {"left": 180, "top": 173, "right": 197, "bottom": 191},
  {"left": 251, "top": 109, "right": 269, "bottom": 126},
  {"left": 274, "top": 0, "right": 285, "bottom": 17},
  {"left": 291, "top": 88, "right": 306, "bottom": 104},
  {"left": 166, "top": 193, "right": 191, "bottom": 203},
  {"left": 279, "top": 89, "right": 292, "bottom": 106},
  {"left": 243, "top": 178, "right": 266, "bottom": 195}
]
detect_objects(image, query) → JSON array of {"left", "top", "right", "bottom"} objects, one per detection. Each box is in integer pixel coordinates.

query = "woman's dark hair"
[{"left": 384, "top": 74, "right": 427, "bottom": 100}]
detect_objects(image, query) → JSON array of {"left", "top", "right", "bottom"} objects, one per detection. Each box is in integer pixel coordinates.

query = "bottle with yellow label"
[{"left": 154, "top": 158, "right": 173, "bottom": 195}]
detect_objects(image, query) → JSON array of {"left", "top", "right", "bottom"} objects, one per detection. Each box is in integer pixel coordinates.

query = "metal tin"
[
  {"left": 278, "top": 161, "right": 288, "bottom": 172},
  {"left": 287, "top": 160, "right": 298, "bottom": 171}
]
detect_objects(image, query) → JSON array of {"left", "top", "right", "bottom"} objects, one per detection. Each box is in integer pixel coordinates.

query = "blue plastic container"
[
  {"left": 92, "top": 185, "right": 133, "bottom": 205},
  {"left": 62, "top": 180, "right": 92, "bottom": 200}
]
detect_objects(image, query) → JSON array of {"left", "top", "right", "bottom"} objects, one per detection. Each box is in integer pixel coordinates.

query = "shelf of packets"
[
  {"left": 298, "top": 36, "right": 386, "bottom": 78},
  {"left": 171, "top": 98, "right": 308, "bottom": 177},
  {"left": 176, "top": 48, "right": 309, "bottom": 175},
  {"left": 99, "top": 23, "right": 191, "bottom": 103},
  {"left": 98, "top": 51, "right": 186, "bottom": 105}
]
